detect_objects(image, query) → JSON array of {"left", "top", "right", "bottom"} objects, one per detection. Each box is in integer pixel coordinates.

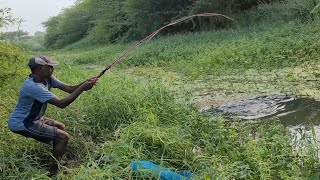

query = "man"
[{"left": 8, "top": 55, "right": 98, "bottom": 172}]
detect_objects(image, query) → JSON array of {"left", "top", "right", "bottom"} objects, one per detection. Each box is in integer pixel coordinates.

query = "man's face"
[{"left": 39, "top": 65, "right": 54, "bottom": 78}]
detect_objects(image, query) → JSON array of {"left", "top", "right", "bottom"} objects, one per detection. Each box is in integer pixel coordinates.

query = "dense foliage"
[
  {"left": 0, "top": 41, "right": 28, "bottom": 85},
  {"left": 0, "top": 8, "right": 19, "bottom": 28},
  {"left": 44, "top": 0, "right": 314, "bottom": 49},
  {"left": 0, "top": 30, "right": 29, "bottom": 41}
]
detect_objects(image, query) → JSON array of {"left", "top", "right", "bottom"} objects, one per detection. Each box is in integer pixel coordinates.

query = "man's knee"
[
  {"left": 55, "top": 130, "right": 69, "bottom": 143},
  {"left": 42, "top": 117, "right": 65, "bottom": 130},
  {"left": 57, "top": 123, "right": 66, "bottom": 130}
]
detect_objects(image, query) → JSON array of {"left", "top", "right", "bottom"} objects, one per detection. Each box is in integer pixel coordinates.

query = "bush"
[
  {"left": 0, "top": 41, "right": 29, "bottom": 85},
  {"left": 44, "top": 0, "right": 317, "bottom": 48}
]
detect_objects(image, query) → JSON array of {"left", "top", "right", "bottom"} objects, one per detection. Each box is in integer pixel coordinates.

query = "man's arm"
[
  {"left": 58, "top": 77, "right": 97, "bottom": 94},
  {"left": 58, "top": 83, "right": 84, "bottom": 94},
  {"left": 48, "top": 78, "right": 97, "bottom": 108}
]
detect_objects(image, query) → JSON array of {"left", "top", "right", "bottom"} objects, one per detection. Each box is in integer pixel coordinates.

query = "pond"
[
  {"left": 207, "top": 95, "right": 320, "bottom": 126},
  {"left": 207, "top": 95, "right": 320, "bottom": 148}
]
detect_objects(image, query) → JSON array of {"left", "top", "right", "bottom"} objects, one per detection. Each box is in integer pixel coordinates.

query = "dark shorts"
[{"left": 13, "top": 119, "right": 57, "bottom": 144}]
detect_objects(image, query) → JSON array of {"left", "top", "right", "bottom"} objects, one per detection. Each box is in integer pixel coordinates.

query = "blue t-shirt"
[{"left": 8, "top": 75, "right": 65, "bottom": 131}]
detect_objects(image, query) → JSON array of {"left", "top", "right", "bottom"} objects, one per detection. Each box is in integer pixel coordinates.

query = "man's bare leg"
[
  {"left": 53, "top": 129, "right": 69, "bottom": 159},
  {"left": 50, "top": 126, "right": 69, "bottom": 175}
]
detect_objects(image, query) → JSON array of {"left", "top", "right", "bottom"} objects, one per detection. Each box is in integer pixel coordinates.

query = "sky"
[{"left": 0, "top": 0, "right": 76, "bottom": 35}]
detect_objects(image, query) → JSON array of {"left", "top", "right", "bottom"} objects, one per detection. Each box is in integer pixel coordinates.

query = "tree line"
[{"left": 42, "top": 0, "right": 317, "bottom": 49}]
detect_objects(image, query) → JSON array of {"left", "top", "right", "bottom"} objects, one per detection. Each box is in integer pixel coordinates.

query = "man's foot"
[
  {"left": 48, "top": 164, "right": 58, "bottom": 177},
  {"left": 60, "top": 160, "right": 69, "bottom": 166},
  {"left": 47, "top": 160, "right": 71, "bottom": 176},
  {"left": 62, "top": 168, "right": 72, "bottom": 174},
  {"left": 95, "top": 154, "right": 111, "bottom": 167}
]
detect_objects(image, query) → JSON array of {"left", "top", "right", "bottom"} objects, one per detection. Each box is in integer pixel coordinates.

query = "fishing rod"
[{"left": 97, "top": 13, "right": 235, "bottom": 78}]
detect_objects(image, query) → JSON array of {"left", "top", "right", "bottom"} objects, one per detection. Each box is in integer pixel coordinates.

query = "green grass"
[
  {"left": 60, "top": 20, "right": 320, "bottom": 79},
  {"left": 1, "top": 19, "right": 320, "bottom": 179}
]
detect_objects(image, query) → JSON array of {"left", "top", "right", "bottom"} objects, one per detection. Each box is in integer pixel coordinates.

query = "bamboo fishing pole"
[{"left": 97, "top": 13, "right": 235, "bottom": 78}]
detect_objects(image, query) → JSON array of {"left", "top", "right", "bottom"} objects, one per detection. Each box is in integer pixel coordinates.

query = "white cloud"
[{"left": 0, "top": 0, "right": 76, "bottom": 35}]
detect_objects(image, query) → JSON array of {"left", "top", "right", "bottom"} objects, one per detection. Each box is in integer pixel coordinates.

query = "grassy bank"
[
  {"left": 1, "top": 19, "right": 320, "bottom": 179},
  {"left": 64, "top": 20, "right": 320, "bottom": 78}
]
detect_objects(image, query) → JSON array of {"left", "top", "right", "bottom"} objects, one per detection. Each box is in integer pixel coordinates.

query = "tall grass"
[{"left": 1, "top": 56, "right": 320, "bottom": 179}]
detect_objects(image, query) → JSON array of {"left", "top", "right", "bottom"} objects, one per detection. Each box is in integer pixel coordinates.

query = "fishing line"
[{"left": 97, "top": 13, "right": 235, "bottom": 78}]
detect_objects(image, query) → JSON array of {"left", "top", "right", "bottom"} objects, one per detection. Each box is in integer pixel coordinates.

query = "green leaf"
[{"left": 311, "top": 3, "right": 320, "bottom": 14}]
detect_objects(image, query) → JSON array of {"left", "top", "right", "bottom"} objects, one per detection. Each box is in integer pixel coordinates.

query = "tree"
[
  {"left": 0, "top": 30, "right": 29, "bottom": 41},
  {"left": 125, "top": 0, "right": 194, "bottom": 39},
  {"left": 0, "top": 8, "right": 23, "bottom": 29},
  {"left": 0, "top": 8, "right": 14, "bottom": 28},
  {"left": 34, "top": 31, "right": 44, "bottom": 36},
  {"left": 43, "top": 1, "right": 95, "bottom": 48},
  {"left": 84, "top": 0, "right": 131, "bottom": 43}
]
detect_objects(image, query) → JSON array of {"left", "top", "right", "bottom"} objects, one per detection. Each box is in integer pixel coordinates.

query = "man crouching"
[{"left": 8, "top": 56, "right": 99, "bottom": 175}]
